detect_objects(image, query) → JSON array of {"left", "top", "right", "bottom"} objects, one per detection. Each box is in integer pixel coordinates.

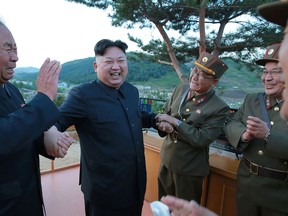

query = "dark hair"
[{"left": 94, "top": 39, "right": 128, "bottom": 56}]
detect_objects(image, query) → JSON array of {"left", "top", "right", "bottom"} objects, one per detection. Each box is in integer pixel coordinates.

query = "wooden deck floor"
[{"left": 41, "top": 165, "right": 154, "bottom": 216}]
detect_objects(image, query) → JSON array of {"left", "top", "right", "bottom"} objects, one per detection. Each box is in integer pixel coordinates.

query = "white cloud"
[{"left": 1, "top": 0, "right": 160, "bottom": 68}]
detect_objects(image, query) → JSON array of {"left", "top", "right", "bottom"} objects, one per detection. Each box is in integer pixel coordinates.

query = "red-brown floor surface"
[{"left": 41, "top": 165, "right": 154, "bottom": 216}]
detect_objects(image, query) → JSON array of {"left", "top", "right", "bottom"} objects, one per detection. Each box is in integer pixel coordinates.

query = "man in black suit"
[
  {"left": 0, "top": 20, "right": 73, "bottom": 216},
  {"left": 55, "top": 39, "right": 172, "bottom": 216}
]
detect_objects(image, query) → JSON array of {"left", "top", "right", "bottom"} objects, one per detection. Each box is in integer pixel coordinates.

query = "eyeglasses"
[
  {"left": 261, "top": 68, "right": 282, "bottom": 78},
  {"left": 190, "top": 67, "right": 215, "bottom": 80}
]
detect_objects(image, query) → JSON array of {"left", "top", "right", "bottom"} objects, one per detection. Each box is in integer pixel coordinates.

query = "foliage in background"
[
  {"left": 54, "top": 94, "right": 66, "bottom": 107},
  {"left": 14, "top": 54, "right": 263, "bottom": 110},
  {"left": 65, "top": 0, "right": 282, "bottom": 84}
]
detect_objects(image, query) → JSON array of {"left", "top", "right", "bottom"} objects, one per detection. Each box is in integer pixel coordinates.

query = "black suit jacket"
[
  {"left": 0, "top": 82, "right": 60, "bottom": 216},
  {"left": 56, "top": 80, "right": 157, "bottom": 208}
]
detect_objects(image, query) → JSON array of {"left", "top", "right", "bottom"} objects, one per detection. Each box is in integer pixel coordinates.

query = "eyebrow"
[
  {"left": 2, "top": 41, "right": 16, "bottom": 48},
  {"left": 263, "top": 67, "right": 282, "bottom": 71}
]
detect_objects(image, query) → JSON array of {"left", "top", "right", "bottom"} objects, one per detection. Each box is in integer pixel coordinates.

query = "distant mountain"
[
  {"left": 13, "top": 54, "right": 179, "bottom": 88},
  {"left": 14, "top": 58, "right": 95, "bottom": 83},
  {"left": 59, "top": 57, "right": 95, "bottom": 84},
  {"left": 15, "top": 67, "right": 39, "bottom": 73}
]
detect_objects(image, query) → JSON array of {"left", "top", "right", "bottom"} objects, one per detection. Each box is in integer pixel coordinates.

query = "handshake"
[
  {"left": 44, "top": 126, "right": 76, "bottom": 158},
  {"left": 156, "top": 114, "right": 179, "bottom": 133}
]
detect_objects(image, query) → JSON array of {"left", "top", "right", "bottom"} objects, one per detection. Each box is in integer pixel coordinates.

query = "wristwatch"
[{"left": 175, "top": 120, "right": 182, "bottom": 129}]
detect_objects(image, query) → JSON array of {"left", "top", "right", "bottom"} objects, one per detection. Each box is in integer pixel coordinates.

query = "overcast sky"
[{"left": 1, "top": 0, "right": 162, "bottom": 68}]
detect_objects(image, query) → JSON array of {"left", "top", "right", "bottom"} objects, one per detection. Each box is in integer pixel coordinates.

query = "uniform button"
[
  {"left": 258, "top": 150, "right": 264, "bottom": 155},
  {"left": 270, "top": 121, "right": 274, "bottom": 126},
  {"left": 192, "top": 98, "right": 196, "bottom": 102},
  {"left": 284, "top": 161, "right": 288, "bottom": 165},
  {"left": 186, "top": 108, "right": 190, "bottom": 112},
  {"left": 131, "top": 124, "right": 135, "bottom": 127},
  {"left": 126, "top": 107, "right": 129, "bottom": 110},
  {"left": 183, "top": 118, "right": 186, "bottom": 122},
  {"left": 274, "top": 107, "right": 280, "bottom": 112}
]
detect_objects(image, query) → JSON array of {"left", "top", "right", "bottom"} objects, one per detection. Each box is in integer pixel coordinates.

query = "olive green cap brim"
[{"left": 257, "top": 1, "right": 288, "bottom": 27}]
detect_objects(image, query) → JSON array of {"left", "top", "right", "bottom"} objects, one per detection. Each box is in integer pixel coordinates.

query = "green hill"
[{"left": 13, "top": 53, "right": 263, "bottom": 108}]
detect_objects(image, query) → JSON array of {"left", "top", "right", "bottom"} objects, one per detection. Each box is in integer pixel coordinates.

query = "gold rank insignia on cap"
[
  {"left": 202, "top": 57, "right": 208, "bottom": 63},
  {"left": 268, "top": 48, "right": 275, "bottom": 55},
  {"left": 256, "top": 43, "right": 281, "bottom": 66},
  {"left": 194, "top": 51, "right": 228, "bottom": 79}
]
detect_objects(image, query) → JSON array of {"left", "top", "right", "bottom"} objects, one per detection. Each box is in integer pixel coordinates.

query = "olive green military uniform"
[
  {"left": 224, "top": 93, "right": 288, "bottom": 215},
  {"left": 158, "top": 83, "right": 229, "bottom": 203}
]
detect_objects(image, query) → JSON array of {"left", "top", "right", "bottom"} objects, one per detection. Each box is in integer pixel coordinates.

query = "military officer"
[
  {"left": 156, "top": 51, "right": 229, "bottom": 204},
  {"left": 151, "top": 2, "right": 288, "bottom": 216},
  {"left": 257, "top": 0, "right": 288, "bottom": 122},
  {"left": 224, "top": 42, "right": 288, "bottom": 216}
]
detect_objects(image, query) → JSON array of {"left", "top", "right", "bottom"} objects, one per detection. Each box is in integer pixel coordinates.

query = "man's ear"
[{"left": 93, "top": 61, "right": 97, "bottom": 72}]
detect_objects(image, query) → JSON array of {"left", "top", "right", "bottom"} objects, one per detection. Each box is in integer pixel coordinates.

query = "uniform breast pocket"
[{"left": 0, "top": 181, "right": 21, "bottom": 201}]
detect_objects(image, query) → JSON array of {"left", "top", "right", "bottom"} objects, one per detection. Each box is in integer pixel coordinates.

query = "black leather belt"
[{"left": 243, "top": 157, "right": 288, "bottom": 181}]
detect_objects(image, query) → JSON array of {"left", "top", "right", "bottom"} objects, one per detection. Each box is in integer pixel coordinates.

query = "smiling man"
[
  {"left": 54, "top": 39, "right": 172, "bottom": 216},
  {"left": 257, "top": 0, "right": 288, "bottom": 123},
  {"left": 156, "top": 51, "right": 229, "bottom": 204},
  {"left": 224, "top": 43, "right": 288, "bottom": 216}
]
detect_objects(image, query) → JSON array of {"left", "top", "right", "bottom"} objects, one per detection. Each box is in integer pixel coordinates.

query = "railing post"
[{"left": 51, "top": 160, "right": 54, "bottom": 171}]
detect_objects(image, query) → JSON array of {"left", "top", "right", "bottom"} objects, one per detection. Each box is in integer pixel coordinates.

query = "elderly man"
[
  {"left": 0, "top": 20, "right": 74, "bottom": 216},
  {"left": 156, "top": 51, "right": 229, "bottom": 204}
]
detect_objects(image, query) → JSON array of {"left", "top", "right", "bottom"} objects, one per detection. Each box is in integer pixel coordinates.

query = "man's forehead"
[
  {"left": 265, "top": 61, "right": 280, "bottom": 68},
  {"left": 102, "top": 55, "right": 126, "bottom": 59},
  {"left": 0, "top": 27, "right": 16, "bottom": 47},
  {"left": 194, "top": 67, "right": 211, "bottom": 75},
  {"left": 96, "top": 54, "right": 126, "bottom": 62}
]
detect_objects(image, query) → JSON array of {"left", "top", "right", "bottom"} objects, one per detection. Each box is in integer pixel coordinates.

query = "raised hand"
[{"left": 36, "top": 58, "right": 62, "bottom": 101}]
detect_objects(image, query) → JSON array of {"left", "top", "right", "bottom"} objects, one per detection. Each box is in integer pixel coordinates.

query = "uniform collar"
[
  {"left": 0, "top": 83, "right": 11, "bottom": 98},
  {"left": 96, "top": 79, "right": 125, "bottom": 99},
  {"left": 189, "top": 88, "right": 215, "bottom": 106},
  {"left": 265, "top": 94, "right": 283, "bottom": 110}
]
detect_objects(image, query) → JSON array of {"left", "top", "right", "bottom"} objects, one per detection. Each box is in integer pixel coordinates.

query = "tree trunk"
[
  {"left": 213, "top": 20, "right": 228, "bottom": 56},
  {"left": 198, "top": 7, "right": 206, "bottom": 54},
  {"left": 155, "top": 22, "right": 188, "bottom": 84}
]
